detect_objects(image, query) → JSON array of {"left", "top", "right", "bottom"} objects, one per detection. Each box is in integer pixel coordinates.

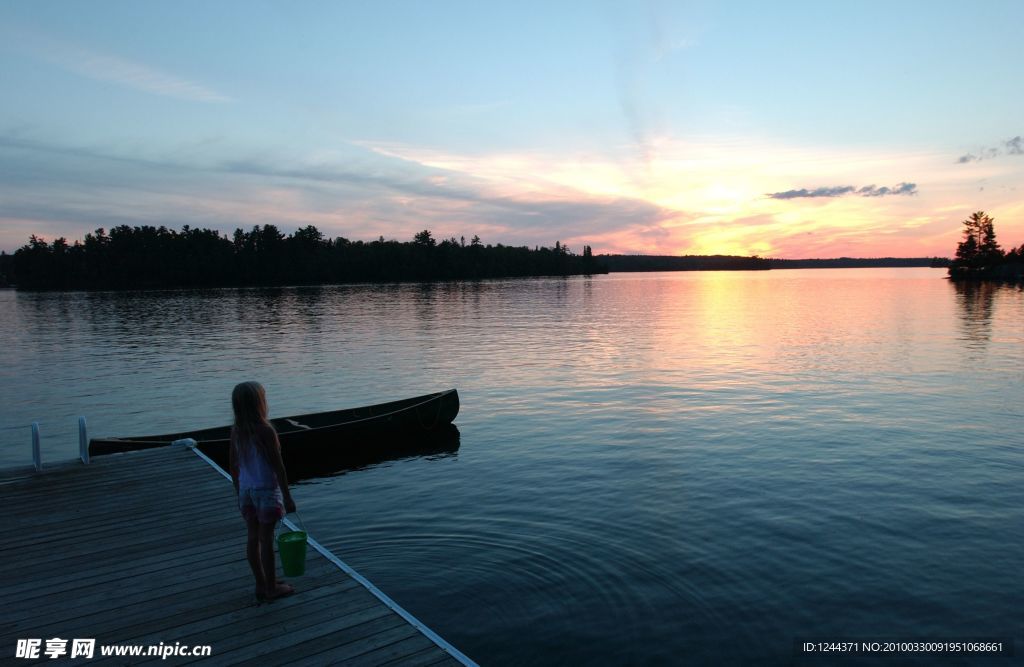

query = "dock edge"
[{"left": 189, "top": 445, "right": 479, "bottom": 667}]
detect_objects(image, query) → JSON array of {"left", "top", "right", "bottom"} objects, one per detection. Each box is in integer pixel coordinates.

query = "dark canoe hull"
[{"left": 89, "top": 389, "right": 460, "bottom": 473}]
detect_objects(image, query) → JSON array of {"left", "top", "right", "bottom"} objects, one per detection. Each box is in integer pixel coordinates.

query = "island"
[
  {"left": 947, "top": 212, "right": 1024, "bottom": 283},
  {"left": 4, "top": 226, "right": 606, "bottom": 290}
]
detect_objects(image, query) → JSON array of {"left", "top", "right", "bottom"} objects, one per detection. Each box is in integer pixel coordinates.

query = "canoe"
[{"left": 88, "top": 389, "right": 460, "bottom": 474}]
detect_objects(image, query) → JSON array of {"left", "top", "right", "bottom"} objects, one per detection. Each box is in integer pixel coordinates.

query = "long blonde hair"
[{"left": 231, "top": 381, "right": 275, "bottom": 461}]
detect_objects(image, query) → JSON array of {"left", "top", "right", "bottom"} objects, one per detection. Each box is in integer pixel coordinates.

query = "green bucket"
[{"left": 277, "top": 530, "right": 308, "bottom": 577}]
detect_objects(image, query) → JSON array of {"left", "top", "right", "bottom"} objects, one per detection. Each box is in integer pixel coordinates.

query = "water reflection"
[
  {"left": 414, "top": 282, "right": 438, "bottom": 332},
  {"left": 3, "top": 271, "right": 1023, "bottom": 666},
  {"left": 199, "top": 424, "right": 461, "bottom": 483},
  {"left": 952, "top": 280, "right": 996, "bottom": 350}
]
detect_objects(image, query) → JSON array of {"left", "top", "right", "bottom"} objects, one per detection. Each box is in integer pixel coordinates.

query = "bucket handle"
[{"left": 278, "top": 509, "right": 306, "bottom": 538}]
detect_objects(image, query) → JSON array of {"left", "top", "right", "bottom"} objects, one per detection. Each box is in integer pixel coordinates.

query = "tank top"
[{"left": 236, "top": 436, "right": 278, "bottom": 491}]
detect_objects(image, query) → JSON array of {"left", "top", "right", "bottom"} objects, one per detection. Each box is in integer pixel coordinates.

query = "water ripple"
[{"left": 2, "top": 271, "right": 1023, "bottom": 665}]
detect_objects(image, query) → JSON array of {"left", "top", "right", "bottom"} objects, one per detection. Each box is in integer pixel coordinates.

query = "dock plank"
[
  {"left": 0, "top": 541, "right": 243, "bottom": 603},
  {"left": 380, "top": 646, "right": 464, "bottom": 667},
  {"left": 193, "top": 600, "right": 405, "bottom": 665},
  {"left": 0, "top": 447, "right": 472, "bottom": 666},
  {"left": 346, "top": 634, "right": 440, "bottom": 667},
  {"left": 286, "top": 622, "right": 425, "bottom": 667},
  {"left": 117, "top": 581, "right": 370, "bottom": 663}
]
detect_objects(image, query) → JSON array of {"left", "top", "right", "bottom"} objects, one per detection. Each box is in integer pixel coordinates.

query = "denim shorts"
[{"left": 239, "top": 487, "right": 285, "bottom": 525}]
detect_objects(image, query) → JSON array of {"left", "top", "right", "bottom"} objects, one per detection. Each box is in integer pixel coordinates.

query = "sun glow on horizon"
[
  {"left": 353, "top": 136, "right": 1024, "bottom": 259},
  {"left": 6, "top": 131, "right": 1024, "bottom": 260},
  {"left": 3, "top": 3, "right": 1024, "bottom": 258}
]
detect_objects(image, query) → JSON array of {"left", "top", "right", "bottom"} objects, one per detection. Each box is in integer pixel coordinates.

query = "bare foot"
[
  {"left": 255, "top": 580, "right": 286, "bottom": 602},
  {"left": 266, "top": 582, "right": 295, "bottom": 600}
]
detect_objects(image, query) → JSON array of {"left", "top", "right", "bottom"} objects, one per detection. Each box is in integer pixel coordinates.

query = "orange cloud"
[
  {"left": 361, "top": 136, "right": 1024, "bottom": 257},
  {"left": 6, "top": 133, "right": 1024, "bottom": 258}
]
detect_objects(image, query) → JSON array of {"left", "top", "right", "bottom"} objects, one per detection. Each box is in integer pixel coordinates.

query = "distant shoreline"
[
  {"left": 768, "top": 257, "right": 949, "bottom": 269},
  {"left": 600, "top": 255, "right": 948, "bottom": 273},
  {"left": 0, "top": 252, "right": 954, "bottom": 291}
]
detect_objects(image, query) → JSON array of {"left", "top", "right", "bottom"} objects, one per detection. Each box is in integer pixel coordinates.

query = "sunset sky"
[{"left": 2, "top": 1, "right": 1023, "bottom": 258}]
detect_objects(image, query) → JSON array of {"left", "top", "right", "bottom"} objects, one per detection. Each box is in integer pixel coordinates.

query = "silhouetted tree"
[
  {"left": 11, "top": 225, "right": 607, "bottom": 289},
  {"left": 955, "top": 233, "right": 980, "bottom": 268},
  {"left": 955, "top": 211, "right": 1003, "bottom": 269},
  {"left": 0, "top": 251, "right": 12, "bottom": 286},
  {"left": 979, "top": 225, "right": 1003, "bottom": 268},
  {"left": 950, "top": 211, "right": 1022, "bottom": 282},
  {"left": 413, "top": 230, "right": 436, "bottom": 247}
]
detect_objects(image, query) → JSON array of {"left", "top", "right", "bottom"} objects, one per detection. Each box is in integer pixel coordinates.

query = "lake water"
[{"left": 1, "top": 269, "right": 1022, "bottom": 664}]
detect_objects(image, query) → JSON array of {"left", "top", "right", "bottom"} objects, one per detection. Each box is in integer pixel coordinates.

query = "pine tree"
[
  {"left": 978, "top": 216, "right": 1003, "bottom": 265},
  {"left": 954, "top": 211, "right": 1002, "bottom": 269}
]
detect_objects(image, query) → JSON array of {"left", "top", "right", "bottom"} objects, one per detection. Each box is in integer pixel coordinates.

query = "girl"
[{"left": 229, "top": 381, "right": 297, "bottom": 602}]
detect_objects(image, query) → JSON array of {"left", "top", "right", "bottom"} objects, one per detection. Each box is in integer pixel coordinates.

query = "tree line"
[
  {"left": 603, "top": 254, "right": 770, "bottom": 271},
  {"left": 769, "top": 257, "right": 948, "bottom": 269},
  {"left": 949, "top": 211, "right": 1024, "bottom": 282},
  {"left": 6, "top": 224, "right": 605, "bottom": 290}
]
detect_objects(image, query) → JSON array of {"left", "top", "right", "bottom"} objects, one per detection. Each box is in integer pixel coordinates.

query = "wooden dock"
[{"left": 0, "top": 446, "right": 475, "bottom": 666}]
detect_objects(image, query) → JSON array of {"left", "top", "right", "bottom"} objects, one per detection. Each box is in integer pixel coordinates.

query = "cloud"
[
  {"left": 7, "top": 25, "right": 229, "bottom": 103},
  {"left": 0, "top": 134, "right": 671, "bottom": 250},
  {"left": 219, "top": 154, "right": 673, "bottom": 241},
  {"left": 858, "top": 183, "right": 918, "bottom": 197},
  {"left": 957, "top": 148, "right": 999, "bottom": 163},
  {"left": 956, "top": 136, "right": 1023, "bottom": 163},
  {"left": 768, "top": 185, "right": 856, "bottom": 199},
  {"left": 615, "top": 54, "right": 655, "bottom": 170},
  {"left": 216, "top": 155, "right": 668, "bottom": 234},
  {"left": 8, "top": 130, "right": 1012, "bottom": 258},
  {"left": 766, "top": 182, "right": 917, "bottom": 200},
  {"left": 64, "top": 50, "right": 230, "bottom": 103}
]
